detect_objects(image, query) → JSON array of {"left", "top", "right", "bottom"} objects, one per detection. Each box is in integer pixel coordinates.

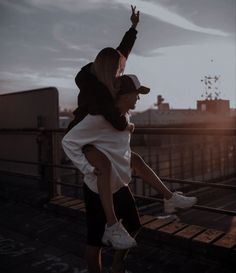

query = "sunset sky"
[{"left": 0, "top": 0, "right": 235, "bottom": 111}]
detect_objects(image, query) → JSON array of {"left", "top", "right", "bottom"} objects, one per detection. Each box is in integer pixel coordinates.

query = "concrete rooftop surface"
[{"left": 0, "top": 189, "right": 235, "bottom": 273}]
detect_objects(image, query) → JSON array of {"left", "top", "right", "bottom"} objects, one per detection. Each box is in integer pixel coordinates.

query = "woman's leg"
[
  {"left": 85, "top": 245, "right": 102, "bottom": 273},
  {"left": 131, "top": 151, "right": 173, "bottom": 199},
  {"left": 83, "top": 146, "right": 137, "bottom": 250},
  {"left": 83, "top": 145, "right": 118, "bottom": 225},
  {"left": 131, "top": 151, "right": 197, "bottom": 213}
]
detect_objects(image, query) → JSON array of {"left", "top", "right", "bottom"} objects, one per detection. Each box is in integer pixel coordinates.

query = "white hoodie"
[{"left": 62, "top": 114, "right": 132, "bottom": 194}]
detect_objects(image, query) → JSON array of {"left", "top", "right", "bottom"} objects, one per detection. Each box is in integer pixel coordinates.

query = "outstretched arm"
[{"left": 116, "top": 5, "right": 140, "bottom": 60}]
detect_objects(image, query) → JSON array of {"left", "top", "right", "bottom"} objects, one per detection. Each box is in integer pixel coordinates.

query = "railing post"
[
  {"left": 217, "top": 142, "right": 222, "bottom": 178},
  {"left": 225, "top": 139, "right": 230, "bottom": 177},
  {"left": 51, "top": 131, "right": 62, "bottom": 196},
  {"left": 191, "top": 146, "right": 195, "bottom": 180},
  {"left": 168, "top": 148, "right": 172, "bottom": 178},
  {"left": 233, "top": 144, "right": 236, "bottom": 174},
  {"left": 210, "top": 146, "right": 213, "bottom": 180},
  {"left": 222, "top": 144, "right": 226, "bottom": 179},
  {"left": 40, "top": 163, "right": 51, "bottom": 199},
  {"left": 180, "top": 147, "right": 184, "bottom": 179},
  {"left": 40, "top": 130, "right": 60, "bottom": 198},
  {"left": 201, "top": 143, "right": 205, "bottom": 181},
  {"left": 37, "top": 131, "right": 45, "bottom": 190},
  {"left": 156, "top": 153, "right": 160, "bottom": 176}
]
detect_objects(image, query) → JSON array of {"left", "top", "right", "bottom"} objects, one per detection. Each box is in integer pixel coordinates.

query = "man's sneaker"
[
  {"left": 164, "top": 192, "right": 197, "bottom": 213},
  {"left": 102, "top": 220, "right": 137, "bottom": 250}
]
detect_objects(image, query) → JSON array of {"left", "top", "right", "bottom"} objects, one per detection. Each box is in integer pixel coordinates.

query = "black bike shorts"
[{"left": 83, "top": 183, "right": 141, "bottom": 247}]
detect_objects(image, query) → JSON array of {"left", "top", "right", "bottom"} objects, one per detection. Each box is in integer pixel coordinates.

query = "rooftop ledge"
[{"left": 47, "top": 195, "right": 236, "bottom": 266}]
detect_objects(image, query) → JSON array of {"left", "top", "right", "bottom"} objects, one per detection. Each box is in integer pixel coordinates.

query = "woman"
[
  {"left": 64, "top": 4, "right": 140, "bottom": 248},
  {"left": 67, "top": 5, "right": 139, "bottom": 132}
]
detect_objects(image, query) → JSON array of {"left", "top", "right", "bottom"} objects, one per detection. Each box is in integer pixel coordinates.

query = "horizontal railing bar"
[
  {"left": 1, "top": 157, "right": 235, "bottom": 190},
  {"left": 191, "top": 204, "right": 236, "bottom": 216},
  {"left": 55, "top": 181, "right": 82, "bottom": 189},
  {"left": 0, "top": 158, "right": 81, "bottom": 171},
  {"left": 134, "top": 194, "right": 236, "bottom": 216},
  {"left": 0, "top": 170, "right": 40, "bottom": 180},
  {"left": 0, "top": 158, "right": 41, "bottom": 166},
  {"left": 0, "top": 127, "right": 235, "bottom": 135},
  {"left": 134, "top": 128, "right": 236, "bottom": 136},
  {"left": 163, "top": 178, "right": 236, "bottom": 190}
]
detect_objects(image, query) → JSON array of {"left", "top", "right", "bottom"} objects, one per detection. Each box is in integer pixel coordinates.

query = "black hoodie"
[{"left": 67, "top": 27, "right": 137, "bottom": 132}]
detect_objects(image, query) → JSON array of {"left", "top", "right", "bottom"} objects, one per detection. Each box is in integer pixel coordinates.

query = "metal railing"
[{"left": 0, "top": 127, "right": 236, "bottom": 217}]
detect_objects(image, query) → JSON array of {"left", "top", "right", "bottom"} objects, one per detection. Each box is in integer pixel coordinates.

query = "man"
[{"left": 62, "top": 75, "right": 197, "bottom": 273}]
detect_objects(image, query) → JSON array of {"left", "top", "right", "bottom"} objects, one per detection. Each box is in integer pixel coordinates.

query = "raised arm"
[
  {"left": 116, "top": 5, "right": 140, "bottom": 60},
  {"left": 69, "top": 6, "right": 140, "bottom": 133}
]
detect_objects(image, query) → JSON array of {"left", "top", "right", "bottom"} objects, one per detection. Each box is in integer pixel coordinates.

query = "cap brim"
[{"left": 138, "top": 86, "right": 150, "bottom": 94}]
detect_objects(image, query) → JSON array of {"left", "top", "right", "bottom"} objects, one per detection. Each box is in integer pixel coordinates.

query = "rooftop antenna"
[{"left": 200, "top": 59, "right": 222, "bottom": 100}]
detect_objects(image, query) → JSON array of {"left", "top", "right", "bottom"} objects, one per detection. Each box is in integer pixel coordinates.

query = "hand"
[
  {"left": 93, "top": 167, "right": 102, "bottom": 176},
  {"left": 127, "top": 122, "right": 135, "bottom": 133},
  {"left": 130, "top": 5, "right": 140, "bottom": 29}
]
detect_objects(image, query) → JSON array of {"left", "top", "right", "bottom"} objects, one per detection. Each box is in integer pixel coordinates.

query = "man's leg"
[
  {"left": 111, "top": 249, "right": 127, "bottom": 273},
  {"left": 111, "top": 187, "right": 141, "bottom": 273},
  {"left": 83, "top": 182, "right": 106, "bottom": 273},
  {"left": 111, "top": 230, "right": 140, "bottom": 273},
  {"left": 85, "top": 245, "right": 102, "bottom": 273}
]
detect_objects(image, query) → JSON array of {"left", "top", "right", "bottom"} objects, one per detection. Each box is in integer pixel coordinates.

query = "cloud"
[
  {"left": 55, "top": 57, "right": 90, "bottom": 64},
  {"left": 20, "top": 43, "right": 59, "bottom": 53},
  {"left": 52, "top": 23, "right": 97, "bottom": 54},
  {"left": 25, "top": 0, "right": 111, "bottom": 13},
  {"left": 1, "top": 0, "right": 234, "bottom": 111},
  {"left": 40, "top": 45, "right": 59, "bottom": 52},
  {"left": 0, "top": 68, "right": 74, "bottom": 93},
  {"left": 0, "top": 69, "right": 78, "bottom": 110},
  {"left": 0, "top": 0, "right": 34, "bottom": 14},
  {"left": 116, "top": 0, "right": 229, "bottom": 37}
]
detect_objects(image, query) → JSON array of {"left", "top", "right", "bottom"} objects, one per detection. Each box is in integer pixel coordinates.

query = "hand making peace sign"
[{"left": 130, "top": 5, "right": 140, "bottom": 28}]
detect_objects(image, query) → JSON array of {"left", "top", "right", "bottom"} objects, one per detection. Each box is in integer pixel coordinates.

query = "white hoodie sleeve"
[{"left": 61, "top": 125, "right": 95, "bottom": 175}]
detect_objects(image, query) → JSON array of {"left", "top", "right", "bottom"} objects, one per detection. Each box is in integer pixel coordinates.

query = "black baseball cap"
[{"left": 119, "top": 74, "right": 150, "bottom": 95}]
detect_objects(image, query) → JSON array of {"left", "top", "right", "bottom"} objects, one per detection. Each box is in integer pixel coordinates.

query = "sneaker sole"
[
  {"left": 102, "top": 237, "right": 137, "bottom": 250},
  {"left": 165, "top": 199, "right": 197, "bottom": 214}
]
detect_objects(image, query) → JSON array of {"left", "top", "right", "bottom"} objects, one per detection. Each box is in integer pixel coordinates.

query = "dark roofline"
[{"left": 0, "top": 86, "right": 58, "bottom": 97}]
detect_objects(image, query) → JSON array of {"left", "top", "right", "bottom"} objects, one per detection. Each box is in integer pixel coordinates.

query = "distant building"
[
  {"left": 59, "top": 116, "right": 71, "bottom": 129},
  {"left": 131, "top": 97, "right": 234, "bottom": 128},
  {"left": 157, "top": 103, "right": 170, "bottom": 111},
  {"left": 197, "top": 99, "right": 230, "bottom": 115},
  {"left": 155, "top": 95, "right": 170, "bottom": 111},
  {"left": 59, "top": 108, "right": 74, "bottom": 128}
]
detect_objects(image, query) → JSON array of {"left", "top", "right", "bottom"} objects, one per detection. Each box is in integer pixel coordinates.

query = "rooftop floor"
[{"left": 0, "top": 192, "right": 235, "bottom": 273}]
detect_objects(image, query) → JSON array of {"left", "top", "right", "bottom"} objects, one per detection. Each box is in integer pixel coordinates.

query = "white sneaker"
[
  {"left": 102, "top": 220, "right": 137, "bottom": 250},
  {"left": 164, "top": 192, "right": 197, "bottom": 213}
]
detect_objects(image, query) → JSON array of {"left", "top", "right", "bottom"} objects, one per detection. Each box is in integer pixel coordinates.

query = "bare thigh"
[{"left": 83, "top": 145, "right": 111, "bottom": 171}]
